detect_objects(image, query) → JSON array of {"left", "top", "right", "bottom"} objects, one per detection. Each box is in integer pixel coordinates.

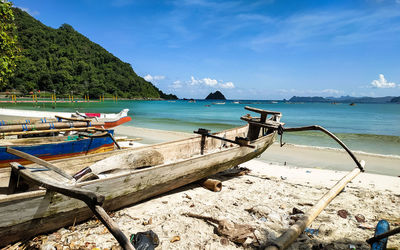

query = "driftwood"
[
  {"left": 367, "top": 226, "right": 400, "bottom": 245},
  {"left": 10, "top": 162, "right": 134, "bottom": 250},
  {"left": 199, "top": 178, "right": 222, "bottom": 192},
  {"left": 183, "top": 213, "right": 255, "bottom": 244},
  {"left": 265, "top": 164, "right": 364, "bottom": 250}
]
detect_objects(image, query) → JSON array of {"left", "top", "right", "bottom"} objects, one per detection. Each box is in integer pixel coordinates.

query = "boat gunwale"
[
  {"left": 0, "top": 123, "right": 276, "bottom": 202},
  {"left": 76, "top": 127, "right": 275, "bottom": 187}
]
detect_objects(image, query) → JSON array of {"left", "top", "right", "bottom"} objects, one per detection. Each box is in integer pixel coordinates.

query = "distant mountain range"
[{"left": 288, "top": 96, "right": 400, "bottom": 103}]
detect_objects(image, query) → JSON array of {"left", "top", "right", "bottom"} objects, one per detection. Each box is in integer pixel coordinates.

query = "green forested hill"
[{"left": 5, "top": 8, "right": 177, "bottom": 99}]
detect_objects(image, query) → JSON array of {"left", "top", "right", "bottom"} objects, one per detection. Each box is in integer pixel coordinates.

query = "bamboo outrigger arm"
[{"left": 281, "top": 125, "right": 364, "bottom": 171}]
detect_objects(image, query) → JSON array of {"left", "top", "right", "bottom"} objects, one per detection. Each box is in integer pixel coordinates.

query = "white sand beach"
[{"left": 7, "top": 125, "right": 399, "bottom": 249}]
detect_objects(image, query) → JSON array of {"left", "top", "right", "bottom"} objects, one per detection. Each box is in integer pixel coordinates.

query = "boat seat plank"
[
  {"left": 244, "top": 106, "right": 281, "bottom": 115},
  {"left": 240, "top": 116, "right": 283, "bottom": 129},
  {"left": 0, "top": 167, "right": 11, "bottom": 192}
]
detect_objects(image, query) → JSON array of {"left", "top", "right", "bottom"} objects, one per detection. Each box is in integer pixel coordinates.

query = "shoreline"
[
  {"left": 3, "top": 118, "right": 399, "bottom": 248},
  {"left": 114, "top": 125, "right": 400, "bottom": 177}
]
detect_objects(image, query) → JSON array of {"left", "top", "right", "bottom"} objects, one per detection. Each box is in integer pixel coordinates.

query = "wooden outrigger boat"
[
  {"left": 0, "top": 130, "right": 116, "bottom": 168},
  {"left": 0, "top": 107, "right": 282, "bottom": 247},
  {"left": 0, "top": 108, "right": 132, "bottom": 129}
]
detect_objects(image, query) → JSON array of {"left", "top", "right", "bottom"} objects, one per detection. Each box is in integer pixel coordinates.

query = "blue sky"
[{"left": 12, "top": 0, "right": 400, "bottom": 99}]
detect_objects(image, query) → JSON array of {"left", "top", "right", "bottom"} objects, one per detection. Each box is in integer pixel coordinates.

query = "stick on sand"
[{"left": 265, "top": 161, "right": 365, "bottom": 250}]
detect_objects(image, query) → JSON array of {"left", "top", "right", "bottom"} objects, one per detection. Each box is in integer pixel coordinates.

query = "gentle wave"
[{"left": 279, "top": 142, "right": 400, "bottom": 159}]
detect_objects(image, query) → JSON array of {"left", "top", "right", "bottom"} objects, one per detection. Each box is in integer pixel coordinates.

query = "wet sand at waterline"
[{"left": 5, "top": 125, "right": 400, "bottom": 249}]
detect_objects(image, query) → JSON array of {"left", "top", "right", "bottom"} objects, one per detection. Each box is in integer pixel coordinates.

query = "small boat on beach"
[
  {"left": 0, "top": 106, "right": 282, "bottom": 247},
  {"left": 0, "top": 108, "right": 132, "bottom": 129},
  {"left": 0, "top": 130, "right": 117, "bottom": 168}
]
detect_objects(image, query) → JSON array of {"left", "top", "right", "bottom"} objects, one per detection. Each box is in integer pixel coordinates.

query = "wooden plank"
[
  {"left": 0, "top": 121, "right": 105, "bottom": 133},
  {"left": 6, "top": 147, "right": 73, "bottom": 180},
  {"left": 0, "top": 167, "right": 11, "bottom": 189},
  {"left": 240, "top": 116, "right": 282, "bottom": 129},
  {"left": 244, "top": 106, "right": 281, "bottom": 115},
  {"left": 10, "top": 162, "right": 102, "bottom": 205},
  {"left": 0, "top": 127, "right": 96, "bottom": 137},
  {"left": 55, "top": 116, "right": 92, "bottom": 122},
  {"left": 265, "top": 165, "right": 364, "bottom": 250},
  {"left": 10, "top": 162, "right": 134, "bottom": 250}
]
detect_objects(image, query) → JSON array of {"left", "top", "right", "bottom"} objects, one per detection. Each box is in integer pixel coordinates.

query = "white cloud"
[
  {"left": 144, "top": 74, "right": 165, "bottom": 82},
  {"left": 371, "top": 74, "right": 396, "bottom": 88},
  {"left": 189, "top": 76, "right": 201, "bottom": 85},
  {"left": 17, "top": 7, "right": 40, "bottom": 16},
  {"left": 171, "top": 80, "right": 183, "bottom": 89},
  {"left": 220, "top": 81, "right": 235, "bottom": 89},
  {"left": 203, "top": 78, "right": 218, "bottom": 86}
]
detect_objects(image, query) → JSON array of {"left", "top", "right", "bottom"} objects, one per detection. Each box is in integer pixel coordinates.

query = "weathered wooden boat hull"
[
  {"left": 0, "top": 134, "right": 115, "bottom": 168},
  {"left": 0, "top": 124, "right": 277, "bottom": 246}
]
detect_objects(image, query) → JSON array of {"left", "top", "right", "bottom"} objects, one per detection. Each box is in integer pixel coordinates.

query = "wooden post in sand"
[{"left": 265, "top": 163, "right": 364, "bottom": 250}]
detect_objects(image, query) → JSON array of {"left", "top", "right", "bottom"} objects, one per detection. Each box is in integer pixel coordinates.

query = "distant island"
[
  {"left": 288, "top": 96, "right": 400, "bottom": 104},
  {"left": 5, "top": 8, "right": 177, "bottom": 100},
  {"left": 391, "top": 97, "right": 400, "bottom": 103},
  {"left": 205, "top": 91, "right": 226, "bottom": 100}
]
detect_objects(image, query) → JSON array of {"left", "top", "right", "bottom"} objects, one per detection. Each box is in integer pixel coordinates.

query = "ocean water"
[{"left": 1, "top": 100, "right": 399, "bottom": 156}]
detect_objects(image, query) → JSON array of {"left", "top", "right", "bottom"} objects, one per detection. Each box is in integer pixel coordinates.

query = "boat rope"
[{"left": 277, "top": 124, "right": 364, "bottom": 172}]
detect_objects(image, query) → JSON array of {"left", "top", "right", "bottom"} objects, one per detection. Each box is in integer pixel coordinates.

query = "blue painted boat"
[{"left": 0, "top": 131, "right": 115, "bottom": 168}]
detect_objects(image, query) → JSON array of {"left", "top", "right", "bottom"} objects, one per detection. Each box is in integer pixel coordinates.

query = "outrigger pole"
[
  {"left": 6, "top": 148, "right": 134, "bottom": 250},
  {"left": 240, "top": 106, "right": 366, "bottom": 249}
]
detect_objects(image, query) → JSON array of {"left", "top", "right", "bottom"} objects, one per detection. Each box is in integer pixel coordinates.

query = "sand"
[{"left": 5, "top": 126, "right": 400, "bottom": 249}]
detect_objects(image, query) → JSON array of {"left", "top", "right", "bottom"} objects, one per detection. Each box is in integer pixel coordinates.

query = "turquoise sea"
[{"left": 1, "top": 100, "right": 399, "bottom": 156}]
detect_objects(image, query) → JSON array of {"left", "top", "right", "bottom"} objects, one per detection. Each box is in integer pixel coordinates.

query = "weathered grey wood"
[
  {"left": 10, "top": 162, "right": 102, "bottom": 205},
  {"left": 6, "top": 147, "right": 73, "bottom": 180},
  {"left": 10, "top": 162, "right": 133, "bottom": 250},
  {"left": 55, "top": 115, "right": 92, "bottom": 122},
  {"left": 0, "top": 167, "right": 11, "bottom": 193},
  {"left": 92, "top": 205, "right": 134, "bottom": 250},
  {"left": 366, "top": 226, "right": 400, "bottom": 244},
  {"left": 0, "top": 127, "right": 96, "bottom": 137},
  {"left": 240, "top": 116, "right": 282, "bottom": 129},
  {"left": 0, "top": 121, "right": 105, "bottom": 133},
  {"left": 265, "top": 165, "right": 364, "bottom": 250},
  {"left": 0, "top": 116, "right": 279, "bottom": 247},
  {"left": 244, "top": 106, "right": 282, "bottom": 115},
  {"left": 0, "top": 117, "right": 58, "bottom": 126},
  {"left": 74, "top": 149, "right": 164, "bottom": 180}
]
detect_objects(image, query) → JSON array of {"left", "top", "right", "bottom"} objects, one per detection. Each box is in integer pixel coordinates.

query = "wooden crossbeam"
[{"left": 244, "top": 106, "right": 281, "bottom": 116}]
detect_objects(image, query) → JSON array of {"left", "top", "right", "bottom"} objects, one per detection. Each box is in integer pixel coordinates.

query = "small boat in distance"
[
  {"left": 212, "top": 102, "right": 226, "bottom": 105},
  {"left": 0, "top": 106, "right": 282, "bottom": 246}
]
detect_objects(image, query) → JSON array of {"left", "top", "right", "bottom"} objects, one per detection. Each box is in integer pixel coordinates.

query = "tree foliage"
[
  {"left": 0, "top": 1, "right": 20, "bottom": 86},
  {"left": 5, "top": 8, "right": 177, "bottom": 99}
]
